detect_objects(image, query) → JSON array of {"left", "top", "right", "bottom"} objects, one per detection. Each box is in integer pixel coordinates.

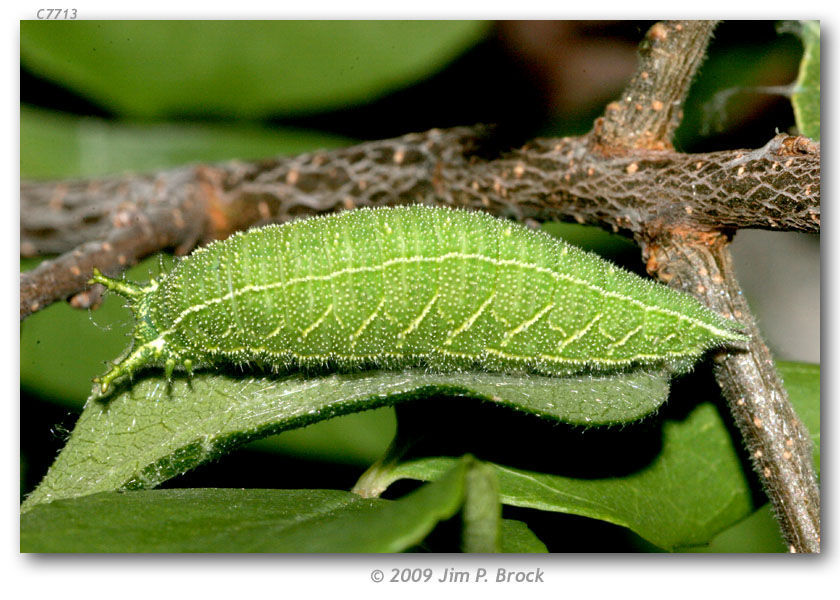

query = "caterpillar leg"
[
  {"left": 95, "top": 344, "right": 154, "bottom": 393},
  {"left": 164, "top": 358, "right": 177, "bottom": 380},
  {"left": 96, "top": 338, "right": 188, "bottom": 394}
]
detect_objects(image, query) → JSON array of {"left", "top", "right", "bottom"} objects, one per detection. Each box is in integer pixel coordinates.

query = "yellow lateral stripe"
[
  {"left": 607, "top": 324, "right": 645, "bottom": 355},
  {"left": 557, "top": 313, "right": 602, "bottom": 352},
  {"left": 161, "top": 252, "right": 735, "bottom": 340},
  {"left": 444, "top": 291, "right": 497, "bottom": 346},
  {"left": 500, "top": 302, "right": 555, "bottom": 348},
  {"left": 187, "top": 343, "right": 708, "bottom": 367},
  {"left": 300, "top": 304, "right": 333, "bottom": 340},
  {"left": 398, "top": 291, "right": 440, "bottom": 340}
]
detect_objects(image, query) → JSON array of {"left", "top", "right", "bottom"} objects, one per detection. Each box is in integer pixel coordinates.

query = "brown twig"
[
  {"left": 20, "top": 128, "right": 818, "bottom": 319},
  {"left": 614, "top": 20, "right": 820, "bottom": 552},
  {"left": 594, "top": 21, "right": 718, "bottom": 150},
  {"left": 644, "top": 230, "right": 820, "bottom": 552},
  {"left": 20, "top": 167, "right": 206, "bottom": 318}
]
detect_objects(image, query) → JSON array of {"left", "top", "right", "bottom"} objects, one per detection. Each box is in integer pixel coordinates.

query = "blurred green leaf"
[
  {"left": 22, "top": 368, "right": 668, "bottom": 511},
  {"left": 462, "top": 460, "right": 501, "bottom": 552},
  {"left": 790, "top": 21, "right": 820, "bottom": 140},
  {"left": 381, "top": 361, "right": 820, "bottom": 551},
  {"left": 22, "top": 459, "right": 474, "bottom": 552},
  {"left": 21, "top": 105, "right": 351, "bottom": 179},
  {"left": 21, "top": 21, "right": 488, "bottom": 119},
  {"left": 499, "top": 519, "right": 548, "bottom": 553},
  {"left": 777, "top": 361, "right": 820, "bottom": 473},
  {"left": 677, "top": 30, "right": 802, "bottom": 148},
  {"left": 681, "top": 504, "right": 786, "bottom": 553}
]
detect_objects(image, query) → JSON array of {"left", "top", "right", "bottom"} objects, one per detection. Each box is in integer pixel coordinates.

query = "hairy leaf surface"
[{"left": 22, "top": 369, "right": 669, "bottom": 511}]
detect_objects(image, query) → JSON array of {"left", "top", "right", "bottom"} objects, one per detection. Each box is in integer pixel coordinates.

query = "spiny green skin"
[{"left": 92, "top": 206, "right": 746, "bottom": 393}]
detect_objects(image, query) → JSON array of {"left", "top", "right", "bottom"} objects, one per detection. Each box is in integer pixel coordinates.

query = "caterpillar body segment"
[{"left": 92, "top": 206, "right": 746, "bottom": 393}]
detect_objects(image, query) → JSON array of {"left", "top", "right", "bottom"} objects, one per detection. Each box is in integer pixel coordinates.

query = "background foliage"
[{"left": 20, "top": 20, "right": 819, "bottom": 552}]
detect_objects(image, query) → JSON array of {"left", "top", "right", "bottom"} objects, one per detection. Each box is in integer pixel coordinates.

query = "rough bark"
[
  {"left": 644, "top": 230, "right": 820, "bottom": 553},
  {"left": 593, "top": 20, "right": 718, "bottom": 150},
  {"left": 20, "top": 129, "right": 819, "bottom": 319}
]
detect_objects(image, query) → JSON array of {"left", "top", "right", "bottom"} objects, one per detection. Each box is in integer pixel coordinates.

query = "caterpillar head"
[{"left": 89, "top": 268, "right": 188, "bottom": 394}]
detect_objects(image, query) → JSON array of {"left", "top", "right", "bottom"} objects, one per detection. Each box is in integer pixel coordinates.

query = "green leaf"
[
  {"left": 777, "top": 361, "right": 820, "bottom": 473},
  {"left": 382, "top": 405, "right": 750, "bottom": 550},
  {"left": 22, "top": 369, "right": 668, "bottom": 511},
  {"left": 681, "top": 504, "right": 786, "bottom": 553},
  {"left": 676, "top": 29, "right": 803, "bottom": 148},
  {"left": 21, "top": 462, "right": 472, "bottom": 552},
  {"left": 21, "top": 21, "right": 488, "bottom": 119},
  {"left": 21, "top": 105, "right": 351, "bottom": 179},
  {"left": 790, "top": 21, "right": 820, "bottom": 140},
  {"left": 380, "top": 361, "right": 820, "bottom": 551},
  {"left": 462, "top": 460, "right": 502, "bottom": 552},
  {"left": 499, "top": 520, "right": 548, "bottom": 553},
  {"left": 21, "top": 457, "right": 514, "bottom": 553}
]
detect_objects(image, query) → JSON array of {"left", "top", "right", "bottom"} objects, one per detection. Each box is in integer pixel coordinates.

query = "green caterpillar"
[{"left": 91, "top": 205, "right": 745, "bottom": 392}]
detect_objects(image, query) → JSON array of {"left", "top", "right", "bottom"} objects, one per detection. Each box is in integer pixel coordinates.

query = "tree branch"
[
  {"left": 21, "top": 167, "right": 207, "bottom": 318},
  {"left": 20, "top": 128, "right": 818, "bottom": 319},
  {"left": 613, "top": 20, "right": 820, "bottom": 553},
  {"left": 643, "top": 230, "right": 820, "bottom": 552},
  {"left": 594, "top": 20, "right": 719, "bottom": 150}
]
